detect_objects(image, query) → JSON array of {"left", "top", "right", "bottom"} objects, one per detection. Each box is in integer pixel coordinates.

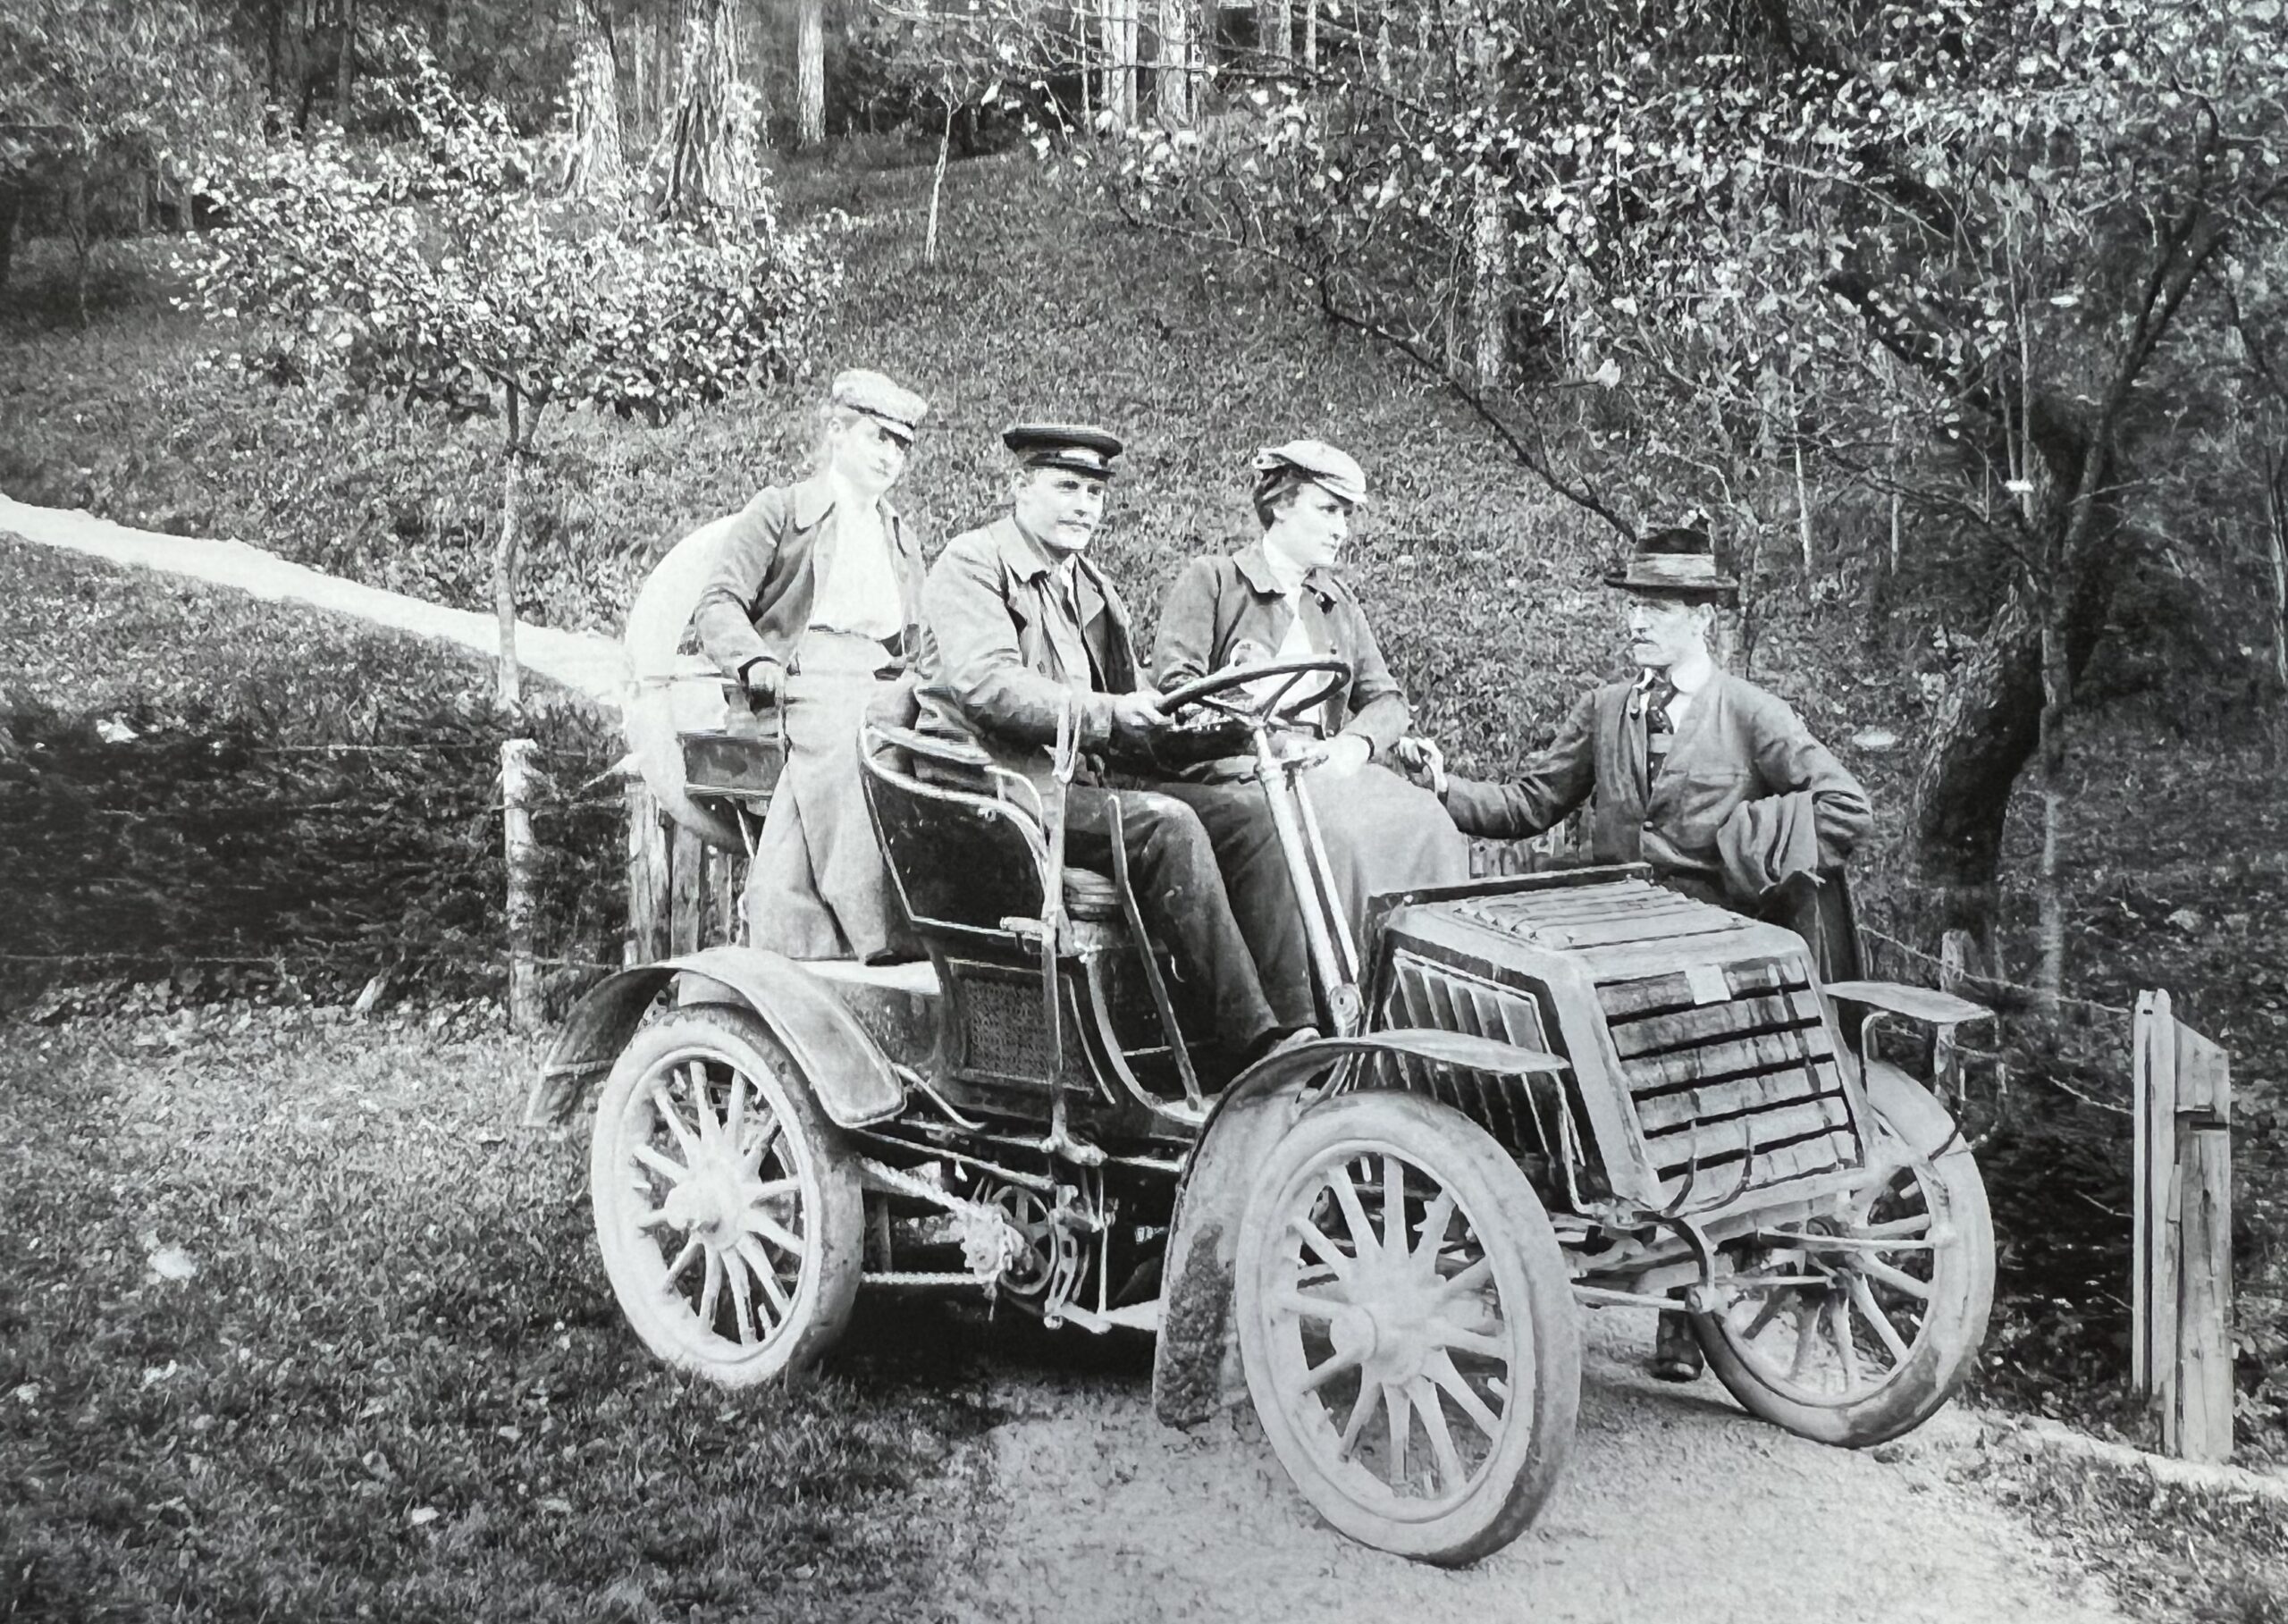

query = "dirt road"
[{"left": 946, "top": 1308, "right": 2116, "bottom": 1624}]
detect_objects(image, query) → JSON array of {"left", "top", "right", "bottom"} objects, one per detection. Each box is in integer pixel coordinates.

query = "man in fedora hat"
[
  {"left": 912, "top": 422, "right": 1318, "bottom": 1069},
  {"left": 1402, "top": 525, "right": 1872, "bottom": 1380}
]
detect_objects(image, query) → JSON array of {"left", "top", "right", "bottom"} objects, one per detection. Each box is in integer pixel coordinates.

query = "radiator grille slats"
[
  {"left": 1424, "top": 883, "right": 1863, "bottom": 1202},
  {"left": 1378, "top": 954, "right": 1555, "bottom": 1158}
]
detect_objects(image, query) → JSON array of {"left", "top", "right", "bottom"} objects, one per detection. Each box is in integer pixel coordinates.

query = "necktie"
[{"left": 1644, "top": 675, "right": 1678, "bottom": 787}]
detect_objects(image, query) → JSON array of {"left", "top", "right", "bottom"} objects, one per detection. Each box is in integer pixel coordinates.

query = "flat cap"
[
  {"left": 1252, "top": 438, "right": 1368, "bottom": 507},
  {"left": 831, "top": 368, "right": 929, "bottom": 441},
  {"left": 1004, "top": 422, "right": 1123, "bottom": 479},
  {"left": 1603, "top": 526, "right": 1738, "bottom": 602}
]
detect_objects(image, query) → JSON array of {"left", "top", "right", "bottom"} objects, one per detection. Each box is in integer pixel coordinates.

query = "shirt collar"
[
  {"left": 790, "top": 472, "right": 902, "bottom": 534},
  {"left": 1234, "top": 541, "right": 1333, "bottom": 604},
  {"left": 992, "top": 515, "right": 1058, "bottom": 582}
]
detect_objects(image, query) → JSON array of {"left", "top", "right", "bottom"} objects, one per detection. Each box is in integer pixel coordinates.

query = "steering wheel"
[{"left": 1157, "top": 656, "right": 1353, "bottom": 728}]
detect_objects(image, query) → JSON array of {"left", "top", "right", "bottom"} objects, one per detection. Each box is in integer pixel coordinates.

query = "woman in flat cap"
[
  {"left": 1153, "top": 439, "right": 1468, "bottom": 954},
  {"left": 692, "top": 368, "right": 930, "bottom": 961}
]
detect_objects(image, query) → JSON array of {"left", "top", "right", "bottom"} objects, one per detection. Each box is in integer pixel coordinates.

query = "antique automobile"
[{"left": 526, "top": 537, "right": 1996, "bottom": 1567}]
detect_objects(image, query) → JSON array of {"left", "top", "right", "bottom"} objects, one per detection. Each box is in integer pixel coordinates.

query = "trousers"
[{"left": 1062, "top": 783, "right": 1304, "bottom": 1055}]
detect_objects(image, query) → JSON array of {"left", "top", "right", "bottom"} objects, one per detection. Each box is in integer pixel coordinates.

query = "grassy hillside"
[{"left": 5, "top": 146, "right": 2286, "bottom": 1448}]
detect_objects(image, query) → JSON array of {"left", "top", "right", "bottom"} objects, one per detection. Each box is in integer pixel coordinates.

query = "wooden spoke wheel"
[
  {"left": 1692, "top": 1064, "right": 1994, "bottom": 1446},
  {"left": 1236, "top": 1092, "right": 1579, "bottom": 1567},
  {"left": 589, "top": 1006, "right": 862, "bottom": 1386}
]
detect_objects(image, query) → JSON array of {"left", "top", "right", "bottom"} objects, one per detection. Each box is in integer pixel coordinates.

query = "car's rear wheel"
[
  {"left": 589, "top": 1006, "right": 862, "bottom": 1386},
  {"left": 1236, "top": 1091, "right": 1579, "bottom": 1566},
  {"left": 1692, "top": 1062, "right": 1994, "bottom": 1445}
]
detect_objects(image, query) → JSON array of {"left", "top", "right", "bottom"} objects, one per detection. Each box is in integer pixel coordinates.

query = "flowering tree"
[
  {"left": 1114, "top": 0, "right": 2288, "bottom": 970},
  {"left": 190, "top": 46, "right": 837, "bottom": 1022}
]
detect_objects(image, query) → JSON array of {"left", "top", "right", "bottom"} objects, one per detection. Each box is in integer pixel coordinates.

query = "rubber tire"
[
  {"left": 589, "top": 1005, "right": 863, "bottom": 1387},
  {"left": 1692, "top": 1062, "right": 1995, "bottom": 1447},
  {"left": 1236, "top": 1091, "right": 1581, "bottom": 1566}
]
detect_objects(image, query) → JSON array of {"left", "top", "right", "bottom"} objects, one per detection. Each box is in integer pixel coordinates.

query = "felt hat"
[
  {"left": 831, "top": 369, "right": 929, "bottom": 442},
  {"left": 1252, "top": 438, "right": 1369, "bottom": 507},
  {"left": 1003, "top": 422, "right": 1124, "bottom": 479},
  {"left": 1603, "top": 526, "right": 1738, "bottom": 602}
]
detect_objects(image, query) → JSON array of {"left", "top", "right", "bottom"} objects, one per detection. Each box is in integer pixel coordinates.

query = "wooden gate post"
[
  {"left": 2133, "top": 989, "right": 2234, "bottom": 1463},
  {"left": 500, "top": 737, "right": 542, "bottom": 1032},
  {"left": 623, "top": 770, "right": 669, "bottom": 966}
]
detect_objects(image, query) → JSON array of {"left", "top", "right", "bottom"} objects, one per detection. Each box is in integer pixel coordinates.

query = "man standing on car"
[
  {"left": 1403, "top": 526, "right": 1872, "bottom": 1379},
  {"left": 913, "top": 423, "right": 1318, "bottom": 1069}
]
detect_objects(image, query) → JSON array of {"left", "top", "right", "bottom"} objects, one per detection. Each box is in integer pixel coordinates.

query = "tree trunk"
[
  {"left": 1465, "top": 18, "right": 1505, "bottom": 387},
  {"left": 494, "top": 392, "right": 527, "bottom": 710},
  {"left": 333, "top": 0, "right": 356, "bottom": 128},
  {"left": 559, "top": 0, "right": 627, "bottom": 198},
  {"left": 1256, "top": 0, "right": 1290, "bottom": 60},
  {"left": 661, "top": 0, "right": 754, "bottom": 218},
  {"left": 2268, "top": 452, "right": 2288, "bottom": 702},
  {"left": 1302, "top": 0, "right": 1317, "bottom": 65},
  {"left": 795, "top": 0, "right": 825, "bottom": 149},
  {"left": 2033, "top": 611, "right": 2070, "bottom": 1007},
  {"left": 925, "top": 96, "right": 952, "bottom": 264},
  {"left": 0, "top": 186, "right": 18, "bottom": 291},
  {"left": 1100, "top": 0, "right": 1139, "bottom": 127},
  {"left": 1157, "top": 0, "right": 1193, "bottom": 127}
]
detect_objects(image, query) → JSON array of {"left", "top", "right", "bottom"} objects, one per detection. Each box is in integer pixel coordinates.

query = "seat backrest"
[{"left": 859, "top": 720, "right": 1052, "bottom": 943}]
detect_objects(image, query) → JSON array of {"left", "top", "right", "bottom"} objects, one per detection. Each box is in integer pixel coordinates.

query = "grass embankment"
[
  {"left": 0, "top": 534, "right": 621, "bottom": 1011},
  {"left": 0, "top": 1006, "right": 992, "bottom": 1622}
]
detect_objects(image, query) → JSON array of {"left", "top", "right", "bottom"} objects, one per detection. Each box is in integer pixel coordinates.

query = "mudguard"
[
  {"left": 1151, "top": 1028, "right": 1568, "bottom": 1428},
  {"left": 520, "top": 945, "right": 906, "bottom": 1130}
]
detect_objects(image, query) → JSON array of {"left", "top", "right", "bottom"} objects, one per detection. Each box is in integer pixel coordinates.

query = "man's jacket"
[
  {"left": 912, "top": 516, "right": 1143, "bottom": 793},
  {"left": 692, "top": 474, "right": 923, "bottom": 686},
  {"left": 1441, "top": 670, "right": 1872, "bottom": 904}
]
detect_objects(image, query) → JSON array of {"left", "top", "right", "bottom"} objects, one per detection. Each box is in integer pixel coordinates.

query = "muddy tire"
[
  {"left": 1692, "top": 1062, "right": 1994, "bottom": 1446},
  {"left": 1236, "top": 1091, "right": 1579, "bottom": 1566},
  {"left": 589, "top": 1006, "right": 862, "bottom": 1386}
]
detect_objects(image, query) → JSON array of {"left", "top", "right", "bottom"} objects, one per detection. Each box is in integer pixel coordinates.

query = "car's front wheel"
[
  {"left": 1692, "top": 1061, "right": 1994, "bottom": 1446},
  {"left": 1235, "top": 1091, "right": 1580, "bottom": 1566}
]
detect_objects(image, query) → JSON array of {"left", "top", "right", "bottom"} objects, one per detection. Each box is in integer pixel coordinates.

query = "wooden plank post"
[
  {"left": 623, "top": 770, "right": 669, "bottom": 966},
  {"left": 2132, "top": 991, "right": 2176, "bottom": 1399},
  {"left": 1934, "top": 930, "right": 1977, "bottom": 1101},
  {"left": 2169, "top": 1020, "right": 2233, "bottom": 1463},
  {"left": 500, "top": 737, "right": 541, "bottom": 1033},
  {"left": 669, "top": 823, "right": 705, "bottom": 955}
]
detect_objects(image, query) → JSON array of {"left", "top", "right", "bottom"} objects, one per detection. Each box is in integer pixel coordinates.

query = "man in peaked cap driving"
[
  {"left": 911, "top": 423, "right": 1318, "bottom": 1068},
  {"left": 1403, "top": 526, "right": 1872, "bottom": 1381}
]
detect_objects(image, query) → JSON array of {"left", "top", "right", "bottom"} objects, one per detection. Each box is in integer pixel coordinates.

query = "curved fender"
[
  {"left": 1150, "top": 1028, "right": 1567, "bottom": 1428},
  {"left": 520, "top": 945, "right": 905, "bottom": 1130},
  {"left": 1862, "top": 1056, "right": 1963, "bottom": 1160}
]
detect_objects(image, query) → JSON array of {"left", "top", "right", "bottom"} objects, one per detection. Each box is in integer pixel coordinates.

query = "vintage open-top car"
[{"left": 526, "top": 539, "right": 1996, "bottom": 1566}]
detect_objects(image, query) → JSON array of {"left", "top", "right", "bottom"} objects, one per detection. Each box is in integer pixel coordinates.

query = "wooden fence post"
[
  {"left": 2132, "top": 990, "right": 2177, "bottom": 1401},
  {"left": 500, "top": 737, "right": 541, "bottom": 1033},
  {"left": 2170, "top": 1020, "right": 2233, "bottom": 1463},
  {"left": 1934, "top": 929, "right": 1977, "bottom": 1101},
  {"left": 669, "top": 823, "right": 705, "bottom": 955},
  {"left": 624, "top": 770, "right": 669, "bottom": 966},
  {"left": 2132, "top": 989, "right": 2234, "bottom": 1463}
]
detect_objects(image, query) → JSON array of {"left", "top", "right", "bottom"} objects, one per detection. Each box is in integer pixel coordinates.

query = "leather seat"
[{"left": 1062, "top": 868, "right": 1126, "bottom": 921}]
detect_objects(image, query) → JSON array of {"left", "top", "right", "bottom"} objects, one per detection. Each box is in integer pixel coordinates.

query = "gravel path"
[{"left": 946, "top": 1308, "right": 2118, "bottom": 1624}]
